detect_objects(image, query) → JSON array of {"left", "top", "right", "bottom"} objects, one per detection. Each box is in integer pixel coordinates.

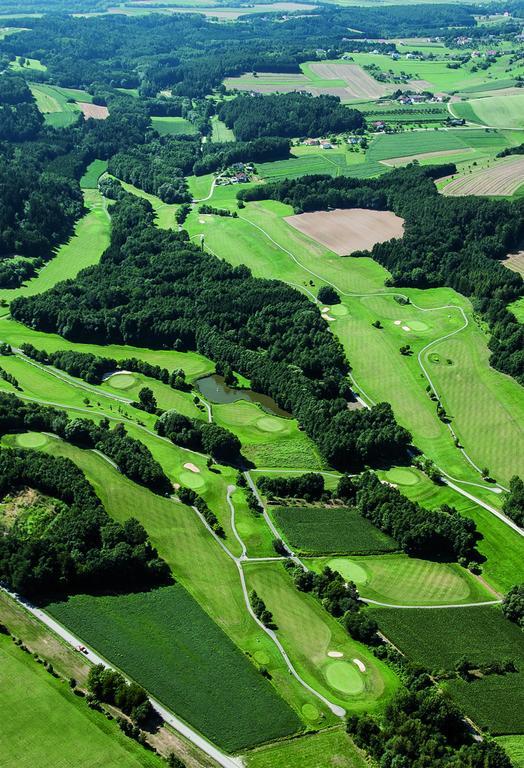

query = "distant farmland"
[{"left": 442, "top": 156, "right": 524, "bottom": 196}]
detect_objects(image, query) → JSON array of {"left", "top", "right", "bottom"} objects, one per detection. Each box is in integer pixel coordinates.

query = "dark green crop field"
[
  {"left": 47, "top": 585, "right": 301, "bottom": 752},
  {"left": 271, "top": 505, "right": 397, "bottom": 555},
  {"left": 369, "top": 606, "right": 524, "bottom": 734}
]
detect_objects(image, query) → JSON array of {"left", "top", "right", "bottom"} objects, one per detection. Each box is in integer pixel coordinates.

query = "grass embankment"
[
  {"left": 369, "top": 605, "right": 524, "bottom": 735},
  {"left": 243, "top": 561, "right": 399, "bottom": 714},
  {"left": 308, "top": 554, "right": 492, "bottom": 606},
  {"left": 246, "top": 728, "right": 369, "bottom": 768},
  {"left": 0, "top": 633, "right": 164, "bottom": 768},
  {"left": 47, "top": 585, "right": 301, "bottom": 752}
]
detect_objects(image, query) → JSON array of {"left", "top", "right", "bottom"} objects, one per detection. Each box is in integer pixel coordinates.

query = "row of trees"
[
  {"left": 0, "top": 392, "right": 171, "bottom": 495},
  {"left": 502, "top": 475, "right": 524, "bottom": 526},
  {"left": 20, "top": 343, "right": 189, "bottom": 391},
  {"left": 356, "top": 472, "right": 479, "bottom": 562},
  {"left": 0, "top": 447, "right": 170, "bottom": 597},
  {"left": 12, "top": 192, "right": 412, "bottom": 471},
  {"left": 241, "top": 165, "right": 524, "bottom": 385},
  {"left": 87, "top": 665, "right": 152, "bottom": 727},
  {"left": 257, "top": 471, "right": 357, "bottom": 503},
  {"left": 156, "top": 410, "right": 241, "bottom": 463}
]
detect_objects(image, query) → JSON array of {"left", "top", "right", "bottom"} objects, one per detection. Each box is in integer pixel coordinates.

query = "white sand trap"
[
  {"left": 183, "top": 462, "right": 200, "bottom": 473},
  {"left": 198, "top": 218, "right": 206, "bottom": 224},
  {"left": 328, "top": 651, "right": 344, "bottom": 658},
  {"left": 102, "top": 369, "right": 134, "bottom": 381},
  {"left": 353, "top": 658, "right": 366, "bottom": 673},
  {"left": 321, "top": 313, "right": 336, "bottom": 322},
  {"left": 402, "top": 325, "right": 411, "bottom": 331},
  {"left": 321, "top": 307, "right": 330, "bottom": 313},
  {"left": 394, "top": 320, "right": 402, "bottom": 325},
  {"left": 173, "top": 482, "right": 180, "bottom": 490}
]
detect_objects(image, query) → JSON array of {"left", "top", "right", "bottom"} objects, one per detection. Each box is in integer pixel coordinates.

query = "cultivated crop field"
[
  {"left": 284, "top": 208, "right": 405, "bottom": 255},
  {"left": 29, "top": 83, "right": 92, "bottom": 127},
  {"left": 368, "top": 606, "right": 524, "bottom": 733},
  {"left": 47, "top": 585, "right": 302, "bottom": 752},
  {"left": 0, "top": 634, "right": 164, "bottom": 768},
  {"left": 270, "top": 505, "right": 397, "bottom": 555},
  {"left": 442, "top": 155, "right": 524, "bottom": 196}
]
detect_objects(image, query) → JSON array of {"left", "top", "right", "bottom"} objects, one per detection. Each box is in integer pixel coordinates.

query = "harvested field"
[
  {"left": 442, "top": 156, "right": 524, "bottom": 197},
  {"left": 502, "top": 250, "right": 524, "bottom": 276},
  {"left": 78, "top": 102, "right": 109, "bottom": 120},
  {"left": 382, "top": 147, "right": 473, "bottom": 167},
  {"left": 284, "top": 208, "right": 404, "bottom": 256},
  {"left": 308, "top": 61, "right": 389, "bottom": 98}
]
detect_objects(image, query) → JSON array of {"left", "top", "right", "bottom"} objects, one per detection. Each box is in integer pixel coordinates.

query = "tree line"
[
  {"left": 20, "top": 343, "right": 190, "bottom": 391},
  {"left": 240, "top": 165, "right": 524, "bottom": 385},
  {"left": 0, "top": 447, "right": 170, "bottom": 597},
  {"left": 156, "top": 410, "right": 241, "bottom": 463},
  {"left": 11, "top": 192, "right": 411, "bottom": 471},
  {"left": 0, "top": 392, "right": 171, "bottom": 495}
]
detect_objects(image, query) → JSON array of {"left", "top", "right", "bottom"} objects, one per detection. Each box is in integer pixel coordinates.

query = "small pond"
[{"left": 196, "top": 374, "right": 291, "bottom": 419}]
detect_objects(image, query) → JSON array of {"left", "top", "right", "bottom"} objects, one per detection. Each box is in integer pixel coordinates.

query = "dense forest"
[
  {"left": 218, "top": 94, "right": 364, "bottom": 141},
  {"left": 240, "top": 165, "right": 524, "bottom": 384},
  {"left": 11, "top": 192, "right": 411, "bottom": 471},
  {"left": 0, "top": 447, "right": 170, "bottom": 597},
  {"left": 0, "top": 7, "right": 476, "bottom": 97},
  {"left": 0, "top": 392, "right": 171, "bottom": 494},
  {"left": 156, "top": 411, "right": 241, "bottom": 462}
]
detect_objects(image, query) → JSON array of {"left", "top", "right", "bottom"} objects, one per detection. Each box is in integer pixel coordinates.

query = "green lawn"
[
  {"left": 80, "top": 158, "right": 108, "bottom": 189},
  {"left": 116, "top": 178, "right": 178, "bottom": 229},
  {"left": 309, "top": 554, "right": 492, "bottom": 606},
  {"left": 47, "top": 586, "right": 302, "bottom": 752},
  {"left": 496, "top": 736, "right": 524, "bottom": 767},
  {"left": 270, "top": 505, "right": 397, "bottom": 555},
  {"left": 243, "top": 561, "right": 399, "bottom": 713},
  {"left": 10, "top": 55, "right": 46, "bottom": 71},
  {"left": 368, "top": 605, "right": 524, "bottom": 734},
  {"left": 246, "top": 728, "right": 368, "bottom": 768},
  {"left": 151, "top": 116, "right": 198, "bottom": 136},
  {"left": 0, "top": 634, "right": 163, "bottom": 768},
  {"left": 211, "top": 115, "right": 235, "bottom": 142},
  {"left": 0, "top": 189, "right": 110, "bottom": 305},
  {"left": 29, "top": 83, "right": 86, "bottom": 127},
  {"left": 452, "top": 93, "right": 524, "bottom": 129}
]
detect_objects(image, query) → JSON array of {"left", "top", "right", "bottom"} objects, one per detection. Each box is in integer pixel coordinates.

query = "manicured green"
[
  {"left": 271, "top": 505, "right": 397, "bottom": 555},
  {"left": 47, "top": 585, "right": 301, "bottom": 752},
  {"left": 368, "top": 605, "right": 524, "bottom": 733},
  {"left": 0, "top": 634, "right": 163, "bottom": 768},
  {"left": 244, "top": 561, "right": 399, "bottom": 712},
  {"left": 80, "top": 159, "right": 108, "bottom": 189},
  {"left": 310, "top": 554, "right": 492, "bottom": 606},
  {"left": 151, "top": 116, "right": 198, "bottom": 135},
  {"left": 496, "top": 736, "right": 524, "bottom": 767},
  {"left": 246, "top": 728, "right": 369, "bottom": 768}
]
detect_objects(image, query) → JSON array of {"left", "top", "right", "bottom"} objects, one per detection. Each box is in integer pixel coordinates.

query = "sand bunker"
[
  {"left": 394, "top": 320, "right": 402, "bottom": 325},
  {"left": 321, "top": 307, "right": 330, "bottom": 313},
  {"left": 285, "top": 208, "right": 404, "bottom": 256},
  {"left": 183, "top": 462, "right": 200, "bottom": 473},
  {"left": 353, "top": 658, "right": 366, "bottom": 673},
  {"left": 402, "top": 325, "right": 411, "bottom": 331},
  {"left": 328, "top": 651, "right": 344, "bottom": 658},
  {"left": 321, "top": 313, "right": 335, "bottom": 322}
]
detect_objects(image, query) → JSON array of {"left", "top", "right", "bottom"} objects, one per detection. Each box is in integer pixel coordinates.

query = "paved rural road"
[
  {"left": 1, "top": 586, "right": 243, "bottom": 768},
  {"left": 361, "top": 597, "right": 502, "bottom": 609}
]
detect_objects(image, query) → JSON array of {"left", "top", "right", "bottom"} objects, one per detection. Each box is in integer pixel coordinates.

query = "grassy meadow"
[
  {"left": 246, "top": 728, "right": 369, "bottom": 768},
  {"left": 151, "top": 116, "right": 198, "bottom": 135},
  {"left": 0, "top": 634, "right": 164, "bottom": 768},
  {"left": 47, "top": 585, "right": 302, "bottom": 752}
]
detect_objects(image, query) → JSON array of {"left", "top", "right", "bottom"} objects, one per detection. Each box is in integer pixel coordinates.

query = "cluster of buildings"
[
  {"left": 303, "top": 138, "right": 334, "bottom": 149},
  {"left": 216, "top": 162, "right": 253, "bottom": 184}
]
